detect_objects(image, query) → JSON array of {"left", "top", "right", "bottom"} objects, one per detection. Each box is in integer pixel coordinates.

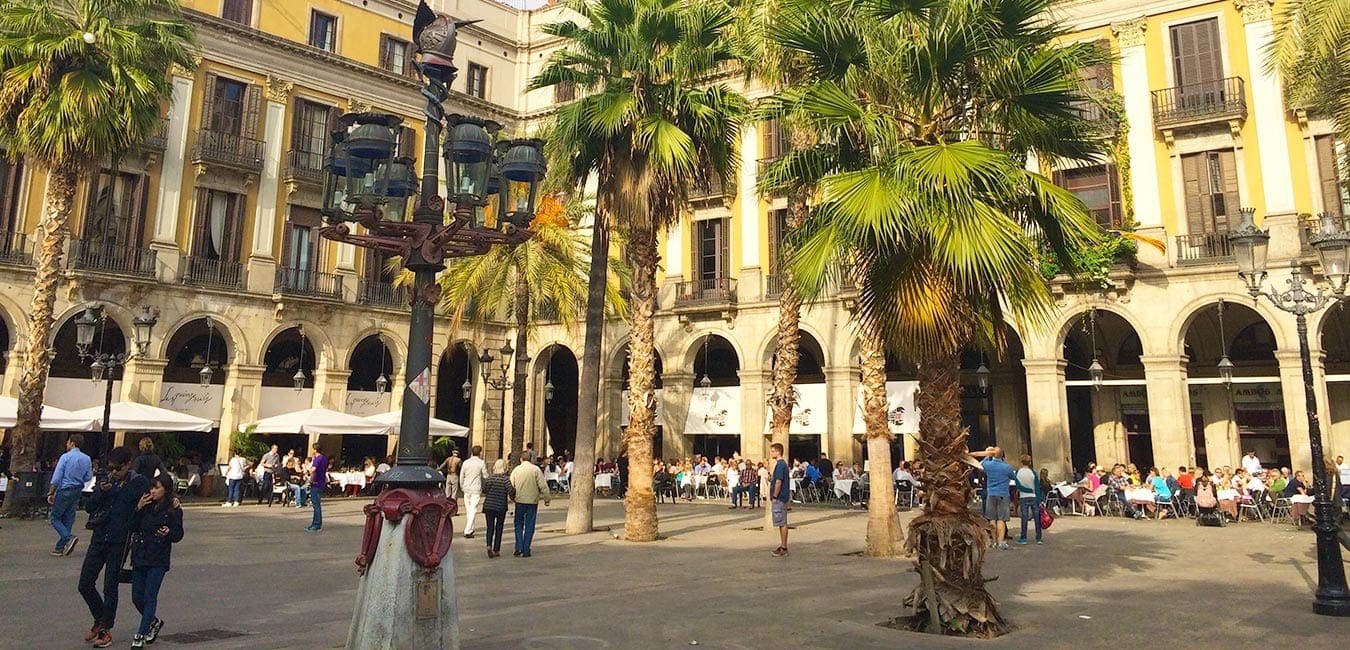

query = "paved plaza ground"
[{"left": 1, "top": 495, "right": 1347, "bottom": 649}]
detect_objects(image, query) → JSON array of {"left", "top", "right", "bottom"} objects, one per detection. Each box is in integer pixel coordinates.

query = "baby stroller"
[{"left": 1194, "top": 484, "right": 1225, "bottom": 527}]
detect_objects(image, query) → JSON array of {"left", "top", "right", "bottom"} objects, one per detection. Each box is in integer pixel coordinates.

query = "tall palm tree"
[
  {"left": 780, "top": 0, "right": 1111, "bottom": 635},
  {"left": 531, "top": 0, "right": 747, "bottom": 542},
  {"left": 1270, "top": 0, "right": 1350, "bottom": 166},
  {"left": 397, "top": 196, "right": 626, "bottom": 462},
  {"left": 0, "top": 0, "right": 194, "bottom": 510}
]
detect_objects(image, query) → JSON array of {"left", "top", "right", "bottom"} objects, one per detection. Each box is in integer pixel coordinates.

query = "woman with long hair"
[{"left": 129, "top": 474, "right": 184, "bottom": 647}]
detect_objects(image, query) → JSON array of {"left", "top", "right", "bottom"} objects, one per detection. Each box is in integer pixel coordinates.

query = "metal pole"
[
  {"left": 500, "top": 383, "right": 508, "bottom": 463},
  {"left": 1296, "top": 311, "right": 1350, "bottom": 616},
  {"left": 101, "top": 364, "right": 114, "bottom": 460}
]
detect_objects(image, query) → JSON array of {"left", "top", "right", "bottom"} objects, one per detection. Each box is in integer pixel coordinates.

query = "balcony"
[
  {"left": 190, "top": 129, "right": 264, "bottom": 173},
  {"left": 1151, "top": 77, "right": 1247, "bottom": 130},
  {"left": 765, "top": 273, "right": 784, "bottom": 300},
  {"left": 1175, "top": 232, "right": 1233, "bottom": 265},
  {"left": 68, "top": 241, "right": 156, "bottom": 278},
  {"left": 275, "top": 266, "right": 343, "bottom": 300},
  {"left": 140, "top": 118, "right": 169, "bottom": 153},
  {"left": 688, "top": 175, "right": 727, "bottom": 202},
  {"left": 178, "top": 255, "right": 243, "bottom": 290},
  {"left": 0, "top": 231, "right": 32, "bottom": 266},
  {"left": 675, "top": 277, "right": 737, "bottom": 308},
  {"left": 358, "top": 278, "right": 407, "bottom": 309},
  {"left": 284, "top": 149, "right": 326, "bottom": 186}
]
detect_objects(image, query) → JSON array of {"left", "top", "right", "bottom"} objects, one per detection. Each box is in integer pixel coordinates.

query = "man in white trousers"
[{"left": 459, "top": 445, "right": 489, "bottom": 539}]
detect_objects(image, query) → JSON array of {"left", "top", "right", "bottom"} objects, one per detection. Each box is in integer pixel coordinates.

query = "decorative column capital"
[
  {"left": 348, "top": 98, "right": 374, "bottom": 113},
  {"left": 1234, "top": 0, "right": 1273, "bottom": 23},
  {"left": 1111, "top": 17, "right": 1148, "bottom": 48},
  {"left": 264, "top": 75, "right": 293, "bottom": 103}
]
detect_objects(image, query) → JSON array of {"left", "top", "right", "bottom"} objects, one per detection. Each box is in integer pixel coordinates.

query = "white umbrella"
[
  {"left": 367, "top": 411, "right": 469, "bottom": 438},
  {"left": 0, "top": 396, "right": 96, "bottom": 431},
  {"left": 246, "top": 408, "right": 390, "bottom": 436},
  {"left": 70, "top": 401, "right": 214, "bottom": 432}
]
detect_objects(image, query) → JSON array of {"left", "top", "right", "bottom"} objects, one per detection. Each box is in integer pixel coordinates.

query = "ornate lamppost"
[
  {"left": 75, "top": 304, "right": 157, "bottom": 460},
  {"left": 1228, "top": 209, "right": 1350, "bottom": 617},
  {"left": 329, "top": 3, "right": 545, "bottom": 647},
  {"left": 479, "top": 341, "right": 523, "bottom": 462}
]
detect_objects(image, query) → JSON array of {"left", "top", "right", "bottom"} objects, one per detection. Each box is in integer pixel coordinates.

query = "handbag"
[
  {"left": 1039, "top": 505, "right": 1055, "bottom": 529},
  {"left": 85, "top": 507, "right": 110, "bottom": 530},
  {"left": 118, "top": 532, "right": 140, "bottom": 583}
]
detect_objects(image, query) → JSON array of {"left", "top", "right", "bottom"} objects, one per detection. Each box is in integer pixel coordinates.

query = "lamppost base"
[
  {"left": 1312, "top": 598, "right": 1350, "bottom": 617},
  {"left": 374, "top": 464, "right": 445, "bottom": 489}
]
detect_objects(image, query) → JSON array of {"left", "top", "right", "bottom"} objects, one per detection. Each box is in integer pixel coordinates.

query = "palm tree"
[
  {"left": 780, "top": 0, "right": 1111, "bottom": 635},
  {"left": 1270, "top": 0, "right": 1349, "bottom": 165},
  {"left": 397, "top": 195, "right": 626, "bottom": 463},
  {"left": 0, "top": 0, "right": 194, "bottom": 510},
  {"left": 531, "top": 0, "right": 747, "bottom": 542}
]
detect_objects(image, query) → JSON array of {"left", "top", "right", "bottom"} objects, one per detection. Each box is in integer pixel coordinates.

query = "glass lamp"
[
  {"left": 1310, "top": 212, "right": 1350, "bottom": 295},
  {"left": 1227, "top": 207, "right": 1270, "bottom": 297},
  {"left": 496, "top": 138, "right": 547, "bottom": 228}
]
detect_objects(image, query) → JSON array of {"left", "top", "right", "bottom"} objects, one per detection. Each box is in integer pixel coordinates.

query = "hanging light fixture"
[
  {"left": 198, "top": 317, "right": 215, "bottom": 388},
  {"left": 375, "top": 336, "right": 389, "bottom": 395},
  {"left": 293, "top": 328, "right": 308, "bottom": 391},
  {"left": 976, "top": 355, "right": 990, "bottom": 393},
  {"left": 90, "top": 358, "right": 106, "bottom": 383},
  {"left": 698, "top": 335, "right": 712, "bottom": 389},
  {"left": 544, "top": 347, "right": 555, "bottom": 402},
  {"left": 1216, "top": 299, "right": 1234, "bottom": 389},
  {"left": 1088, "top": 309, "right": 1104, "bottom": 391},
  {"left": 461, "top": 376, "right": 472, "bottom": 400}
]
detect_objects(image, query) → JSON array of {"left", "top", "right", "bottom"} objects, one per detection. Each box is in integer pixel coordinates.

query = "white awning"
[
  {"left": 246, "top": 408, "right": 390, "bottom": 436},
  {"left": 762, "top": 383, "right": 828, "bottom": 435},
  {"left": 367, "top": 411, "right": 469, "bottom": 438},
  {"left": 71, "top": 401, "right": 215, "bottom": 433},
  {"left": 684, "top": 386, "right": 742, "bottom": 435},
  {"left": 0, "top": 396, "right": 96, "bottom": 431},
  {"left": 852, "top": 380, "right": 920, "bottom": 434}
]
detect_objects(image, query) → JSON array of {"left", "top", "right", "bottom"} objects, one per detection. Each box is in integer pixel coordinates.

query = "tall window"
[
  {"left": 766, "top": 209, "right": 790, "bottom": 275},
  {"left": 221, "top": 0, "right": 252, "bottom": 25},
  {"left": 1315, "top": 135, "right": 1347, "bottom": 218},
  {"left": 207, "top": 77, "right": 247, "bottom": 135},
  {"left": 761, "top": 119, "right": 788, "bottom": 162},
  {"left": 379, "top": 35, "right": 411, "bottom": 76},
  {"left": 193, "top": 189, "right": 244, "bottom": 263},
  {"left": 467, "top": 63, "right": 487, "bottom": 99},
  {"left": 1181, "top": 149, "right": 1239, "bottom": 234},
  {"left": 285, "top": 206, "right": 323, "bottom": 290},
  {"left": 292, "top": 100, "right": 331, "bottom": 154},
  {"left": 694, "top": 217, "right": 729, "bottom": 283},
  {"left": 1055, "top": 165, "right": 1123, "bottom": 229},
  {"left": 84, "top": 171, "right": 148, "bottom": 249},
  {"left": 0, "top": 154, "right": 22, "bottom": 234},
  {"left": 1170, "top": 18, "right": 1223, "bottom": 103},
  {"left": 308, "top": 11, "right": 338, "bottom": 52}
]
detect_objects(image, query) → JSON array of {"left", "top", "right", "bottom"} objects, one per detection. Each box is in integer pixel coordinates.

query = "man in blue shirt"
[
  {"left": 974, "top": 447, "right": 1015, "bottom": 550},
  {"left": 307, "top": 444, "right": 327, "bottom": 532},
  {"left": 770, "top": 443, "right": 791, "bottom": 557},
  {"left": 47, "top": 434, "right": 92, "bottom": 557}
]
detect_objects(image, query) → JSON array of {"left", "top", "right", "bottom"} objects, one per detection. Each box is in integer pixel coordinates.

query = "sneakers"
[
  {"left": 1016, "top": 538, "right": 1028, "bottom": 545},
  {"left": 997, "top": 542, "right": 1009, "bottom": 550},
  {"left": 771, "top": 547, "right": 788, "bottom": 557},
  {"left": 513, "top": 550, "right": 522, "bottom": 557},
  {"left": 464, "top": 532, "right": 475, "bottom": 539},
  {"left": 132, "top": 634, "right": 145, "bottom": 648},
  {"left": 50, "top": 549, "right": 64, "bottom": 556},
  {"left": 221, "top": 502, "right": 231, "bottom": 507},
  {"left": 91, "top": 628, "right": 113, "bottom": 648},
  {"left": 146, "top": 618, "right": 163, "bottom": 643},
  {"left": 64, "top": 536, "right": 79, "bottom": 556},
  {"left": 84, "top": 625, "right": 102, "bottom": 642},
  {"left": 305, "top": 526, "right": 322, "bottom": 533},
  {"left": 1036, "top": 539, "right": 1044, "bottom": 545}
]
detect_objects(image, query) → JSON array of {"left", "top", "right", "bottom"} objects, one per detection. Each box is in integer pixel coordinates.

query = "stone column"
[
  {"left": 1087, "top": 387, "right": 1126, "bottom": 467},
  {"left": 991, "top": 369, "right": 1028, "bottom": 461},
  {"left": 246, "top": 76, "right": 290, "bottom": 294},
  {"left": 1023, "top": 358, "right": 1072, "bottom": 480},
  {"left": 600, "top": 377, "right": 625, "bottom": 460},
  {"left": 661, "top": 371, "right": 695, "bottom": 460},
  {"left": 313, "top": 368, "right": 351, "bottom": 411},
  {"left": 1111, "top": 18, "right": 1165, "bottom": 260},
  {"left": 218, "top": 364, "right": 264, "bottom": 464},
  {"left": 1197, "top": 384, "right": 1239, "bottom": 469},
  {"left": 823, "top": 367, "right": 858, "bottom": 465},
  {"left": 120, "top": 358, "right": 166, "bottom": 405},
  {"left": 739, "top": 370, "right": 769, "bottom": 461},
  {"left": 1276, "top": 349, "right": 1315, "bottom": 470},
  {"left": 150, "top": 70, "right": 195, "bottom": 282},
  {"left": 739, "top": 122, "right": 761, "bottom": 292},
  {"left": 1142, "top": 354, "right": 1195, "bottom": 468},
  {"left": 1237, "top": 0, "right": 1296, "bottom": 216}
]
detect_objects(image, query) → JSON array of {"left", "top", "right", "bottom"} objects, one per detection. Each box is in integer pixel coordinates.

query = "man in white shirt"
[
  {"left": 893, "top": 463, "right": 918, "bottom": 485},
  {"left": 459, "top": 446, "right": 489, "bottom": 539},
  {"left": 1241, "top": 450, "right": 1263, "bottom": 476}
]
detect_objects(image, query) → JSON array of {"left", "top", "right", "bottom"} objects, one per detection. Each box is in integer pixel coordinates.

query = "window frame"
[
  {"left": 466, "top": 63, "right": 488, "bottom": 99},
  {"left": 1053, "top": 164, "right": 1124, "bottom": 230},
  {"left": 379, "top": 34, "right": 413, "bottom": 77},
  {"left": 220, "top": 0, "right": 253, "bottom": 26},
  {"left": 308, "top": 10, "right": 339, "bottom": 53}
]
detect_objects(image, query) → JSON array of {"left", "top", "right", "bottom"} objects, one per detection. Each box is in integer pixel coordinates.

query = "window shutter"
[
  {"left": 1093, "top": 39, "right": 1113, "bottom": 91},
  {"left": 191, "top": 187, "right": 211, "bottom": 257},
  {"left": 379, "top": 36, "right": 391, "bottom": 71},
  {"left": 691, "top": 220, "right": 700, "bottom": 283},
  {"left": 242, "top": 84, "right": 263, "bottom": 141},
  {"left": 290, "top": 100, "right": 306, "bottom": 151},
  {"left": 223, "top": 192, "right": 244, "bottom": 264},
  {"left": 1218, "top": 149, "right": 1238, "bottom": 232},
  {"left": 132, "top": 174, "right": 149, "bottom": 245},
  {"left": 1316, "top": 136, "right": 1344, "bottom": 218},
  {"left": 201, "top": 73, "right": 220, "bottom": 132},
  {"left": 1107, "top": 163, "right": 1123, "bottom": 228},
  {"left": 398, "top": 126, "right": 416, "bottom": 158},
  {"left": 767, "top": 211, "right": 781, "bottom": 276},
  {"left": 718, "top": 217, "right": 729, "bottom": 280},
  {"left": 1181, "top": 153, "right": 1206, "bottom": 235},
  {"left": 82, "top": 171, "right": 102, "bottom": 241}
]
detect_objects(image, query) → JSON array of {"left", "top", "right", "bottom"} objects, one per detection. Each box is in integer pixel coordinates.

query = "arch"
[
  {"left": 0, "top": 292, "right": 26, "bottom": 350},
  {"left": 261, "top": 326, "right": 318, "bottom": 389},
  {"left": 1167, "top": 291, "right": 1294, "bottom": 355},
  {"left": 755, "top": 323, "right": 832, "bottom": 370},
  {"left": 1053, "top": 304, "right": 1152, "bottom": 357},
  {"left": 1061, "top": 309, "right": 1145, "bottom": 381},
  {"left": 49, "top": 305, "right": 128, "bottom": 380},
  {"left": 436, "top": 341, "right": 477, "bottom": 430},
  {"left": 258, "top": 320, "right": 334, "bottom": 368},
  {"left": 535, "top": 343, "right": 580, "bottom": 456},
  {"left": 348, "top": 334, "right": 397, "bottom": 392},
  {"left": 345, "top": 325, "right": 407, "bottom": 371},
  {"left": 1179, "top": 301, "right": 1278, "bottom": 373},
  {"left": 690, "top": 333, "right": 740, "bottom": 386},
  {"left": 161, "top": 317, "right": 231, "bottom": 385},
  {"left": 677, "top": 328, "right": 746, "bottom": 372},
  {"left": 158, "top": 312, "right": 244, "bottom": 364}
]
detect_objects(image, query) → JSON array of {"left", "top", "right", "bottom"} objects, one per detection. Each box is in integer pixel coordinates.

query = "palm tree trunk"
[
  {"left": 566, "top": 205, "right": 610, "bottom": 534},
  {"left": 622, "top": 232, "right": 659, "bottom": 542},
  {"left": 903, "top": 349, "right": 1005, "bottom": 636},
  {"left": 510, "top": 272, "right": 529, "bottom": 462},
  {"left": 860, "top": 316, "right": 904, "bottom": 557},
  {"left": 764, "top": 189, "right": 807, "bottom": 530},
  {"left": 2, "top": 165, "right": 77, "bottom": 515}
]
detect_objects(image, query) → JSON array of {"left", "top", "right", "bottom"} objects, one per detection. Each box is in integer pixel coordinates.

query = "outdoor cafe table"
[
  {"left": 834, "top": 479, "right": 855, "bottom": 500},
  {"left": 595, "top": 473, "right": 613, "bottom": 489},
  {"left": 330, "top": 472, "right": 366, "bottom": 490},
  {"left": 1124, "top": 488, "right": 1154, "bottom": 505}
]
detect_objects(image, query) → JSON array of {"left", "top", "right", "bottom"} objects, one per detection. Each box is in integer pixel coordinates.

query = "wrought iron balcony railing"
[
  {"left": 190, "top": 129, "right": 265, "bottom": 172},
  {"left": 675, "top": 277, "right": 737, "bottom": 307},
  {"left": 284, "top": 150, "right": 326, "bottom": 185},
  {"left": 1151, "top": 77, "right": 1247, "bottom": 129},
  {"left": 0, "top": 230, "right": 32, "bottom": 266},
  {"left": 275, "top": 266, "right": 343, "bottom": 300},
  {"left": 69, "top": 240, "right": 156, "bottom": 278},
  {"left": 358, "top": 278, "right": 406, "bottom": 309},
  {"left": 1175, "top": 232, "right": 1234, "bottom": 265},
  {"left": 178, "top": 255, "right": 243, "bottom": 290}
]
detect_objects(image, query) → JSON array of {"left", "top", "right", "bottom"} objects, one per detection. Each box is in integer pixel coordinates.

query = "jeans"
[
  {"left": 290, "top": 484, "right": 308, "bottom": 507},
  {"left": 513, "top": 503, "right": 538, "bottom": 555},
  {"left": 226, "top": 478, "right": 242, "bottom": 504},
  {"left": 1115, "top": 489, "right": 1135, "bottom": 516},
  {"left": 258, "top": 472, "right": 274, "bottom": 505},
  {"left": 485, "top": 509, "right": 506, "bottom": 552},
  {"left": 463, "top": 492, "right": 483, "bottom": 535},
  {"left": 731, "top": 484, "right": 756, "bottom": 507},
  {"left": 79, "top": 538, "right": 125, "bottom": 629},
  {"left": 1019, "top": 497, "right": 1043, "bottom": 541},
  {"left": 131, "top": 565, "right": 167, "bottom": 635},
  {"left": 50, "top": 486, "right": 82, "bottom": 550},
  {"left": 309, "top": 488, "right": 323, "bottom": 529}
]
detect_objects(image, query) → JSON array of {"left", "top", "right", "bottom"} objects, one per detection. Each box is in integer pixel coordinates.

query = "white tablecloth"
[
  {"left": 0, "top": 477, "right": 6, "bottom": 492},
  {"left": 1056, "top": 484, "right": 1081, "bottom": 498},
  {"left": 1217, "top": 489, "right": 1239, "bottom": 501},
  {"left": 595, "top": 473, "right": 613, "bottom": 489},
  {"left": 330, "top": 472, "right": 366, "bottom": 489},
  {"left": 834, "top": 479, "right": 855, "bottom": 499},
  {"left": 1125, "top": 488, "right": 1154, "bottom": 503}
]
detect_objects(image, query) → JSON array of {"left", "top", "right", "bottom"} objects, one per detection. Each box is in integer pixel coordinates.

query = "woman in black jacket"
[
  {"left": 129, "top": 474, "right": 184, "bottom": 648},
  {"left": 481, "top": 459, "right": 513, "bottom": 558}
]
